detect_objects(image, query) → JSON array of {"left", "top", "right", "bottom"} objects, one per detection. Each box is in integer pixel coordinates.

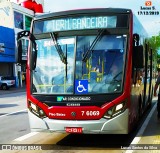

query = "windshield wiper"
[
  {"left": 82, "top": 29, "right": 105, "bottom": 62},
  {"left": 50, "top": 32, "right": 68, "bottom": 80},
  {"left": 50, "top": 32, "right": 67, "bottom": 64}
]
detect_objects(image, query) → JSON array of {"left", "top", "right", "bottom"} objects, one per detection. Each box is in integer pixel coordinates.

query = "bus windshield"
[{"left": 32, "top": 34, "right": 127, "bottom": 94}]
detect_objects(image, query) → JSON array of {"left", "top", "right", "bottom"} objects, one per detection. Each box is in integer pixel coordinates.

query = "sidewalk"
[
  {"left": 134, "top": 103, "right": 160, "bottom": 152},
  {"left": 125, "top": 97, "right": 160, "bottom": 153},
  {"left": 0, "top": 85, "right": 26, "bottom": 95}
]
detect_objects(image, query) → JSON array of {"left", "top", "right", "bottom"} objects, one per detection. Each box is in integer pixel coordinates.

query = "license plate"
[{"left": 65, "top": 127, "right": 83, "bottom": 133}]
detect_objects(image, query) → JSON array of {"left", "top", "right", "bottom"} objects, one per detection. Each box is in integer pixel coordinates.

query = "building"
[{"left": 0, "top": 0, "right": 43, "bottom": 87}]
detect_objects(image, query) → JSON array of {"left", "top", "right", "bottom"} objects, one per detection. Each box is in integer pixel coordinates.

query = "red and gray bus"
[{"left": 17, "top": 8, "right": 153, "bottom": 134}]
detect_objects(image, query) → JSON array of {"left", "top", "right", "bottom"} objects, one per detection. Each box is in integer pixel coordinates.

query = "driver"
[
  {"left": 104, "top": 63, "right": 122, "bottom": 83},
  {"left": 110, "top": 64, "right": 119, "bottom": 78},
  {"left": 107, "top": 62, "right": 123, "bottom": 92}
]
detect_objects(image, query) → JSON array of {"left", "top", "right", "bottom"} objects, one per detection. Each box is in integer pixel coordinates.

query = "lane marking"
[
  {"left": 0, "top": 109, "right": 27, "bottom": 118},
  {"left": 125, "top": 102, "right": 157, "bottom": 153},
  {"left": 14, "top": 132, "right": 39, "bottom": 141}
]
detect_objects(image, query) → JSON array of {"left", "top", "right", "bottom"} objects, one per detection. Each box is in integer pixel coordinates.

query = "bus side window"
[
  {"left": 132, "top": 68, "right": 144, "bottom": 86},
  {"left": 132, "top": 34, "right": 144, "bottom": 86}
]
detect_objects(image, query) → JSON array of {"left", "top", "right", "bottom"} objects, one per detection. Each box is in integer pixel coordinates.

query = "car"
[{"left": 0, "top": 76, "right": 15, "bottom": 90}]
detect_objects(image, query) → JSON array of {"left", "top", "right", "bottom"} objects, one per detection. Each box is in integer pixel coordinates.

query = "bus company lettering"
[
  {"left": 66, "top": 103, "right": 80, "bottom": 106},
  {"left": 57, "top": 96, "right": 91, "bottom": 102},
  {"left": 49, "top": 113, "right": 66, "bottom": 117},
  {"left": 67, "top": 97, "right": 91, "bottom": 101}
]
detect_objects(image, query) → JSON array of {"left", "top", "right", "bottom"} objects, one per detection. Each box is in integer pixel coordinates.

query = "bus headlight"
[
  {"left": 28, "top": 101, "right": 46, "bottom": 118},
  {"left": 30, "top": 102, "right": 37, "bottom": 112},
  {"left": 103, "top": 102, "right": 126, "bottom": 119}
]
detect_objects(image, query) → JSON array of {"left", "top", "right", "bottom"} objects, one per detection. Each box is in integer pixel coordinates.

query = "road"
[
  {"left": 0, "top": 92, "right": 30, "bottom": 143},
  {"left": 0, "top": 91, "right": 157, "bottom": 153}
]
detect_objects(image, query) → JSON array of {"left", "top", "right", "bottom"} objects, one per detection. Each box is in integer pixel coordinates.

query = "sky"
[{"left": 43, "top": 0, "right": 160, "bottom": 37}]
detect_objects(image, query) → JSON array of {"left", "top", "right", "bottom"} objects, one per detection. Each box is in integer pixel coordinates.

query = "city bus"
[{"left": 17, "top": 8, "right": 153, "bottom": 134}]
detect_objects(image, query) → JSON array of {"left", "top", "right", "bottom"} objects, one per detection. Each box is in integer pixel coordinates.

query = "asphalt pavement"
[
  {"left": 0, "top": 85, "right": 159, "bottom": 152},
  {"left": 0, "top": 85, "right": 26, "bottom": 95}
]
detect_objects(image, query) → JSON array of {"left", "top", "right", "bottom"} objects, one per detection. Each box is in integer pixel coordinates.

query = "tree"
[{"left": 148, "top": 34, "right": 160, "bottom": 70}]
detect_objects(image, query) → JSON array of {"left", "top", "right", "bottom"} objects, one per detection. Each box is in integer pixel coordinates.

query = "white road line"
[
  {"left": 14, "top": 132, "right": 39, "bottom": 141},
  {"left": 0, "top": 109, "right": 27, "bottom": 118},
  {"left": 125, "top": 102, "right": 157, "bottom": 153}
]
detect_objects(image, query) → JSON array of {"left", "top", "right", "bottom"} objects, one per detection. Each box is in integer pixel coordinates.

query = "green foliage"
[
  {"left": 149, "top": 35, "right": 160, "bottom": 52},
  {"left": 148, "top": 34, "right": 160, "bottom": 70}
]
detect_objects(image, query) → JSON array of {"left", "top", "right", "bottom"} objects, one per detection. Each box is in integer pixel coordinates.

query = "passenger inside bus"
[{"left": 92, "top": 65, "right": 100, "bottom": 72}]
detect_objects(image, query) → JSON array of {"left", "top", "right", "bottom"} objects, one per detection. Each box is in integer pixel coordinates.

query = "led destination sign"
[{"left": 41, "top": 16, "right": 117, "bottom": 32}]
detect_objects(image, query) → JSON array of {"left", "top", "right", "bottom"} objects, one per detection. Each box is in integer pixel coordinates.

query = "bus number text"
[{"left": 81, "top": 111, "right": 100, "bottom": 116}]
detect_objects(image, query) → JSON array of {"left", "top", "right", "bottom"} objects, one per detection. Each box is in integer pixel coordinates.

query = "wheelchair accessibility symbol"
[{"left": 75, "top": 80, "right": 88, "bottom": 94}]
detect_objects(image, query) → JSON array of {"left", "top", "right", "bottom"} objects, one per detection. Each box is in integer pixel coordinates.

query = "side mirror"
[
  {"left": 17, "top": 31, "right": 30, "bottom": 64},
  {"left": 133, "top": 45, "right": 144, "bottom": 68},
  {"left": 17, "top": 31, "right": 37, "bottom": 70}
]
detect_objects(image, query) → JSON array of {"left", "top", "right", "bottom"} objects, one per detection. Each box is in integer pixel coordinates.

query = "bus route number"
[{"left": 81, "top": 111, "right": 100, "bottom": 116}]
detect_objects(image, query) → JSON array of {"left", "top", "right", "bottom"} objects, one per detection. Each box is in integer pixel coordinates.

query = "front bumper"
[{"left": 28, "top": 109, "right": 129, "bottom": 134}]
